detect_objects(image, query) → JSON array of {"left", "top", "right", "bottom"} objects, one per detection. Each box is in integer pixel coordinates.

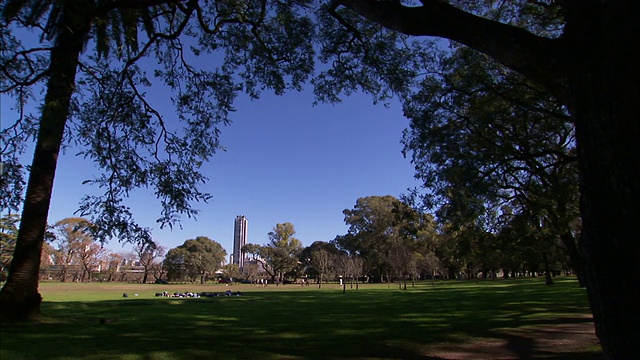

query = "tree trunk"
[
  {"left": 559, "top": 232, "right": 586, "bottom": 287},
  {"left": 0, "top": 5, "right": 90, "bottom": 323},
  {"left": 542, "top": 252, "right": 554, "bottom": 286},
  {"left": 573, "top": 86, "right": 640, "bottom": 358},
  {"left": 566, "top": 4, "right": 640, "bottom": 356},
  {"left": 60, "top": 268, "right": 67, "bottom": 283}
]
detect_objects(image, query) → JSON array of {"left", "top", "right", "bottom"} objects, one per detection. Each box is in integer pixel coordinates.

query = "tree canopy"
[
  {"left": 338, "top": 195, "right": 435, "bottom": 282},
  {"left": 401, "top": 43, "right": 582, "bottom": 281},
  {"left": 163, "top": 236, "right": 226, "bottom": 284},
  {"left": 243, "top": 222, "right": 303, "bottom": 282}
]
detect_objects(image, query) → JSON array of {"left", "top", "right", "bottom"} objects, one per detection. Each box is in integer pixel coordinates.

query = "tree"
[
  {"left": 300, "top": 240, "right": 340, "bottom": 288},
  {"left": 0, "top": 214, "right": 19, "bottom": 282},
  {"left": 243, "top": 223, "right": 303, "bottom": 283},
  {"left": 401, "top": 44, "right": 582, "bottom": 283},
  {"left": 310, "top": 249, "right": 333, "bottom": 289},
  {"left": 103, "top": 252, "right": 124, "bottom": 282},
  {"left": 340, "top": 195, "right": 428, "bottom": 282},
  {"left": 340, "top": 196, "right": 399, "bottom": 281},
  {"left": 330, "top": 1, "right": 639, "bottom": 357},
  {"left": 266, "top": 223, "right": 304, "bottom": 282},
  {"left": 242, "top": 261, "right": 263, "bottom": 285},
  {"left": 1, "top": 0, "right": 316, "bottom": 321},
  {"left": 133, "top": 243, "right": 165, "bottom": 284},
  {"left": 387, "top": 240, "right": 415, "bottom": 290},
  {"left": 221, "top": 263, "right": 242, "bottom": 282},
  {"left": 309, "top": 249, "right": 334, "bottom": 288},
  {"left": 163, "top": 247, "right": 189, "bottom": 283},
  {"left": 164, "top": 236, "right": 226, "bottom": 284},
  {"left": 418, "top": 251, "right": 442, "bottom": 287},
  {"left": 0, "top": 0, "right": 161, "bottom": 319},
  {"left": 51, "top": 217, "right": 94, "bottom": 282},
  {"left": 333, "top": 253, "right": 363, "bottom": 292},
  {"left": 77, "top": 241, "right": 105, "bottom": 282},
  {"left": 38, "top": 240, "right": 56, "bottom": 281}
]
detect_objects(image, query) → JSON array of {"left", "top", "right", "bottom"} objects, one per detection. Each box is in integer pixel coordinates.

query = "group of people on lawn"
[{"left": 154, "top": 290, "right": 242, "bottom": 298}]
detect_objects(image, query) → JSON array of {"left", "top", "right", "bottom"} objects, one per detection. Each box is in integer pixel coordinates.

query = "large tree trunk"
[
  {"left": 566, "top": 4, "right": 640, "bottom": 358},
  {"left": 574, "top": 87, "right": 640, "bottom": 358},
  {"left": 0, "top": 5, "right": 90, "bottom": 322}
]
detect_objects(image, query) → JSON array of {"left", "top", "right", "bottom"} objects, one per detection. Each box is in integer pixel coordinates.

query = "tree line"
[
  {"left": 2, "top": 194, "right": 576, "bottom": 288},
  {"left": 1, "top": 215, "right": 166, "bottom": 283},
  {"left": 242, "top": 196, "right": 576, "bottom": 288}
]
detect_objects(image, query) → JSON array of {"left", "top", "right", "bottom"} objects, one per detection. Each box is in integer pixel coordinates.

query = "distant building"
[{"left": 233, "top": 215, "right": 248, "bottom": 268}]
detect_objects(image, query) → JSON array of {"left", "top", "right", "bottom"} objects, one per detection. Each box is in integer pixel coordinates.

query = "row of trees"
[
  {"left": 1, "top": 202, "right": 575, "bottom": 288},
  {"left": 240, "top": 196, "right": 575, "bottom": 289},
  {"left": 1, "top": 1, "right": 638, "bottom": 357},
  {"left": 1, "top": 215, "right": 167, "bottom": 283},
  {"left": 2, "top": 215, "right": 231, "bottom": 285}
]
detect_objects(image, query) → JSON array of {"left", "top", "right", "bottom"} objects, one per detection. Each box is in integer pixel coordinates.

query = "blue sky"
[{"left": 3, "top": 87, "right": 419, "bottom": 258}]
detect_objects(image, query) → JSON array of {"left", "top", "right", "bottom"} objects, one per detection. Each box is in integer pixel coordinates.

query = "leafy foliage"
[
  {"left": 164, "top": 236, "right": 226, "bottom": 283},
  {"left": 243, "top": 222, "right": 303, "bottom": 281},
  {"left": 402, "top": 44, "right": 578, "bottom": 236},
  {"left": 50, "top": 217, "right": 98, "bottom": 282},
  {"left": 337, "top": 195, "right": 435, "bottom": 281},
  {"left": 0, "top": 214, "right": 19, "bottom": 281},
  {"left": 0, "top": 1, "right": 339, "bottom": 245}
]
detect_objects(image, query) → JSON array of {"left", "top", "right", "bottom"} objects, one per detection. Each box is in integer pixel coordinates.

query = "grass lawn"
[{"left": 0, "top": 277, "right": 601, "bottom": 359}]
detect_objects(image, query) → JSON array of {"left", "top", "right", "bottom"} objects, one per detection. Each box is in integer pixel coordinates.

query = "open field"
[{"left": 0, "top": 277, "right": 601, "bottom": 359}]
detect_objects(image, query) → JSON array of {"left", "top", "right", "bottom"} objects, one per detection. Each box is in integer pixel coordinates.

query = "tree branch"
[{"left": 332, "top": 0, "right": 570, "bottom": 105}]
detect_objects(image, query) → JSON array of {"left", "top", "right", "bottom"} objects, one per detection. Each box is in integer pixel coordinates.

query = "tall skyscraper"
[{"left": 233, "top": 215, "right": 248, "bottom": 268}]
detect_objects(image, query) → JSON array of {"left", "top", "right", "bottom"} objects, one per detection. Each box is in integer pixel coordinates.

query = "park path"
[{"left": 426, "top": 316, "right": 601, "bottom": 359}]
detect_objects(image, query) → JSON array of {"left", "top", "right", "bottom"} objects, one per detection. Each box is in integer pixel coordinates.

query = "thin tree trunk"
[
  {"left": 60, "top": 268, "right": 67, "bottom": 283},
  {"left": 567, "top": 5, "right": 640, "bottom": 355},
  {"left": 560, "top": 232, "right": 585, "bottom": 287},
  {"left": 0, "top": 5, "right": 90, "bottom": 322},
  {"left": 542, "top": 252, "right": 554, "bottom": 285}
]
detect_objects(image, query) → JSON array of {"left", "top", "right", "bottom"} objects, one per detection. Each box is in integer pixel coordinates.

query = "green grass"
[{"left": 0, "top": 277, "right": 600, "bottom": 359}]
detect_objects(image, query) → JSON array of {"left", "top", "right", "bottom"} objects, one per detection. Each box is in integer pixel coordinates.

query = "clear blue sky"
[{"left": 3, "top": 88, "right": 419, "bottom": 257}]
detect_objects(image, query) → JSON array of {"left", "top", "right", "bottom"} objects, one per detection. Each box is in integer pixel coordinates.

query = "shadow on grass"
[{"left": 0, "top": 278, "right": 601, "bottom": 359}]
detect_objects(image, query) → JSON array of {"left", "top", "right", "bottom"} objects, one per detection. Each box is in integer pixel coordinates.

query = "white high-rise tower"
[{"left": 233, "top": 215, "right": 248, "bottom": 268}]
